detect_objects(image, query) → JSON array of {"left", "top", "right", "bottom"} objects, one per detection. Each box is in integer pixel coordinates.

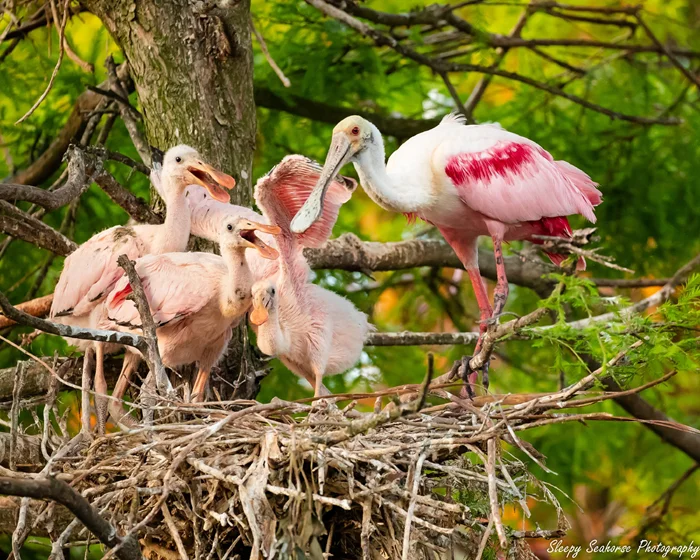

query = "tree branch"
[
  {"left": 254, "top": 86, "right": 440, "bottom": 141},
  {"left": 0, "top": 289, "right": 147, "bottom": 351},
  {"left": 307, "top": 0, "right": 684, "bottom": 125},
  {"left": 0, "top": 146, "right": 95, "bottom": 210},
  {"left": 116, "top": 255, "right": 170, "bottom": 395},
  {"left": 0, "top": 201, "right": 77, "bottom": 256},
  {"left": 8, "top": 64, "right": 131, "bottom": 186},
  {"left": 0, "top": 476, "right": 142, "bottom": 560}
]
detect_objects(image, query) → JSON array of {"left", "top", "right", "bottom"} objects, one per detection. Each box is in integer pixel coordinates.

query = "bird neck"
[
  {"left": 220, "top": 246, "right": 252, "bottom": 318},
  {"left": 153, "top": 180, "right": 191, "bottom": 254},
  {"left": 277, "top": 234, "right": 311, "bottom": 291},
  {"left": 353, "top": 139, "right": 431, "bottom": 213}
]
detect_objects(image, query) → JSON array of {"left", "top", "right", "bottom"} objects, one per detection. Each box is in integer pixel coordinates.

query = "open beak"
[
  {"left": 188, "top": 161, "right": 236, "bottom": 203},
  {"left": 250, "top": 304, "right": 269, "bottom": 326},
  {"left": 239, "top": 221, "right": 281, "bottom": 260},
  {"left": 291, "top": 133, "right": 354, "bottom": 233}
]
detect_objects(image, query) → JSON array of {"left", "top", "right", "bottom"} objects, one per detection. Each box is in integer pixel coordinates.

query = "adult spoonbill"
[
  {"left": 51, "top": 145, "right": 234, "bottom": 433},
  {"left": 249, "top": 159, "right": 371, "bottom": 397},
  {"left": 102, "top": 217, "right": 280, "bottom": 424},
  {"left": 291, "top": 114, "right": 601, "bottom": 392}
]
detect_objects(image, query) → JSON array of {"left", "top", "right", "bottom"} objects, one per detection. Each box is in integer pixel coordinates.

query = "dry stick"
[
  {"left": 0, "top": 476, "right": 142, "bottom": 560},
  {"left": 9, "top": 362, "right": 25, "bottom": 471},
  {"left": 250, "top": 16, "right": 290, "bottom": 87},
  {"left": 305, "top": 0, "right": 680, "bottom": 125},
  {"left": 636, "top": 15, "right": 700, "bottom": 90},
  {"left": 486, "top": 438, "right": 507, "bottom": 548},
  {"left": 401, "top": 450, "right": 427, "bottom": 560},
  {"left": 47, "top": 0, "right": 93, "bottom": 73},
  {"left": 116, "top": 255, "right": 171, "bottom": 397},
  {"left": 475, "top": 518, "right": 494, "bottom": 560},
  {"left": 15, "top": 0, "right": 69, "bottom": 125},
  {"left": 161, "top": 503, "right": 189, "bottom": 560}
]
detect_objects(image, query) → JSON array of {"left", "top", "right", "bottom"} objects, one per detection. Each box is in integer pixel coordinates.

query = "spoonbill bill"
[
  {"left": 51, "top": 145, "right": 234, "bottom": 432},
  {"left": 102, "top": 217, "right": 280, "bottom": 425},
  {"left": 291, "top": 114, "right": 601, "bottom": 393},
  {"left": 249, "top": 157, "right": 371, "bottom": 397}
]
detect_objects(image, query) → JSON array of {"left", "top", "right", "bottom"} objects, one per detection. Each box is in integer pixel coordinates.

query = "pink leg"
[
  {"left": 491, "top": 237, "right": 509, "bottom": 318},
  {"left": 108, "top": 352, "right": 141, "bottom": 429}
]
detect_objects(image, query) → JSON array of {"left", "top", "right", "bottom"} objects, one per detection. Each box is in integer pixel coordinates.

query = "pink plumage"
[
  {"left": 290, "top": 113, "right": 603, "bottom": 395},
  {"left": 250, "top": 158, "right": 370, "bottom": 397}
]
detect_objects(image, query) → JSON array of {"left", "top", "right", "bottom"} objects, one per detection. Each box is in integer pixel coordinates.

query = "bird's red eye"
[{"left": 351, "top": 126, "right": 360, "bottom": 135}]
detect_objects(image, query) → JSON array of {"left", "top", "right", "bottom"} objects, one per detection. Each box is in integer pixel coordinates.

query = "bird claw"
[{"left": 448, "top": 355, "right": 491, "bottom": 399}]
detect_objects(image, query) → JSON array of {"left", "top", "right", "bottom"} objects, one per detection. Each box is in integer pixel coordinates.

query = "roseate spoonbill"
[
  {"left": 150, "top": 154, "right": 357, "bottom": 282},
  {"left": 51, "top": 145, "right": 234, "bottom": 432},
  {"left": 291, "top": 114, "right": 601, "bottom": 393},
  {"left": 102, "top": 218, "right": 280, "bottom": 423},
  {"left": 249, "top": 160, "right": 371, "bottom": 397}
]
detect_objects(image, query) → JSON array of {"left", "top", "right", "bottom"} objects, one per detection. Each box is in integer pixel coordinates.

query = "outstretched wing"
[
  {"left": 51, "top": 226, "right": 147, "bottom": 318},
  {"left": 433, "top": 125, "right": 601, "bottom": 224},
  {"left": 255, "top": 155, "right": 356, "bottom": 248},
  {"left": 103, "top": 253, "right": 223, "bottom": 329}
]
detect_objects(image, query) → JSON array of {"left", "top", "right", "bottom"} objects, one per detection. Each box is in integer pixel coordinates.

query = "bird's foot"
[{"left": 448, "top": 355, "right": 491, "bottom": 399}]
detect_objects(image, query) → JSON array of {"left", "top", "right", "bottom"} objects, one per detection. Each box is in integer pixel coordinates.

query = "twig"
[
  {"left": 0, "top": 476, "right": 142, "bottom": 560},
  {"left": 474, "top": 518, "right": 493, "bottom": 560},
  {"left": 15, "top": 0, "right": 70, "bottom": 125},
  {"left": 0, "top": 201, "right": 77, "bottom": 256},
  {"left": 305, "top": 0, "right": 682, "bottom": 125},
  {"left": 10, "top": 362, "right": 25, "bottom": 471},
  {"left": 401, "top": 450, "right": 427, "bottom": 560},
  {"left": 161, "top": 503, "right": 189, "bottom": 560},
  {"left": 116, "top": 255, "right": 171, "bottom": 396},
  {"left": 250, "top": 16, "right": 290, "bottom": 87},
  {"left": 636, "top": 15, "right": 700, "bottom": 90},
  {"left": 486, "top": 438, "right": 507, "bottom": 548}
]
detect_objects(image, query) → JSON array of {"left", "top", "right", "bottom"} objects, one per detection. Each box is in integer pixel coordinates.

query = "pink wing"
[
  {"left": 103, "top": 253, "right": 222, "bottom": 329},
  {"left": 254, "top": 155, "right": 356, "bottom": 248},
  {"left": 441, "top": 140, "right": 601, "bottom": 224},
  {"left": 51, "top": 226, "right": 147, "bottom": 318}
]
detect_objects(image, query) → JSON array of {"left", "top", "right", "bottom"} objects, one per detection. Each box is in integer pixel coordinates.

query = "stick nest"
[{"left": 43, "top": 389, "right": 572, "bottom": 560}]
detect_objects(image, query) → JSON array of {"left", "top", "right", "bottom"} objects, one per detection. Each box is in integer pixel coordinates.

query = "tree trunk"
[{"left": 81, "top": 0, "right": 261, "bottom": 398}]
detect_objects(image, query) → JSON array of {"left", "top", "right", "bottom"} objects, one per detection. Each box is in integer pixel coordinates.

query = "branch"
[
  {"left": 304, "top": 233, "right": 555, "bottom": 295},
  {"left": 307, "top": 0, "right": 683, "bottom": 125},
  {"left": 562, "top": 252, "right": 700, "bottom": 330},
  {"left": 9, "top": 64, "right": 131, "bottom": 186},
  {"left": 0, "top": 146, "right": 94, "bottom": 210},
  {"left": 0, "top": 289, "right": 147, "bottom": 351},
  {"left": 0, "top": 357, "right": 124, "bottom": 403},
  {"left": 93, "top": 169, "right": 161, "bottom": 225},
  {"left": 0, "top": 201, "right": 77, "bottom": 256},
  {"left": 366, "top": 331, "right": 478, "bottom": 346},
  {"left": 0, "top": 476, "right": 142, "bottom": 560},
  {"left": 0, "top": 294, "right": 53, "bottom": 329},
  {"left": 116, "top": 255, "right": 170, "bottom": 395},
  {"left": 254, "top": 86, "right": 440, "bottom": 141},
  {"left": 106, "top": 57, "right": 151, "bottom": 166}
]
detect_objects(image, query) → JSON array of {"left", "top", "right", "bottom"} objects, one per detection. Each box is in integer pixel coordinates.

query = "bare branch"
[
  {"left": 306, "top": 0, "right": 685, "bottom": 125},
  {"left": 0, "top": 201, "right": 77, "bottom": 256},
  {"left": 0, "top": 146, "right": 94, "bottom": 210},
  {"left": 0, "top": 289, "right": 147, "bottom": 351},
  {"left": 116, "top": 255, "right": 170, "bottom": 395},
  {"left": 0, "top": 476, "right": 142, "bottom": 560}
]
